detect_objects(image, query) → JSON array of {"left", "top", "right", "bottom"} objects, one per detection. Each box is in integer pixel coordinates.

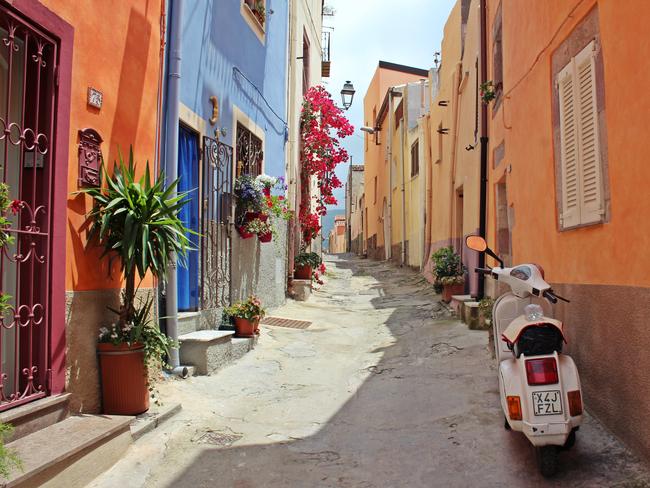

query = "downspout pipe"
[
  {"left": 164, "top": 0, "right": 188, "bottom": 377},
  {"left": 478, "top": 0, "right": 489, "bottom": 300},
  {"left": 399, "top": 87, "right": 407, "bottom": 267},
  {"left": 386, "top": 90, "right": 394, "bottom": 261}
]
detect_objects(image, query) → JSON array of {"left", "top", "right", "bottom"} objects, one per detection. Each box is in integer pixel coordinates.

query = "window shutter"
[
  {"left": 575, "top": 41, "right": 603, "bottom": 224},
  {"left": 557, "top": 62, "right": 580, "bottom": 228}
]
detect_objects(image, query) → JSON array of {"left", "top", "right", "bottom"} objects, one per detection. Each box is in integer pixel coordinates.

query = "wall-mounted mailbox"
[{"left": 78, "top": 128, "right": 103, "bottom": 188}]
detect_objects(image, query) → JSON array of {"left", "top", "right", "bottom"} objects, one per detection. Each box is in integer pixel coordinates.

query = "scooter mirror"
[{"left": 466, "top": 235, "right": 487, "bottom": 252}]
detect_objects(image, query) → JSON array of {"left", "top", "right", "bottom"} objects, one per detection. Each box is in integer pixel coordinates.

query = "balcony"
[{"left": 322, "top": 30, "right": 331, "bottom": 78}]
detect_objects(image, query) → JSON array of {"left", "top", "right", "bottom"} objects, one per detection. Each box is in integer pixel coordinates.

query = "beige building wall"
[
  {"left": 287, "top": 0, "right": 324, "bottom": 262},
  {"left": 423, "top": 0, "right": 481, "bottom": 294}
]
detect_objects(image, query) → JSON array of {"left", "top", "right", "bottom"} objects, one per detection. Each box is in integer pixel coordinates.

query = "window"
[
  {"left": 302, "top": 32, "right": 310, "bottom": 95},
  {"left": 241, "top": 0, "right": 266, "bottom": 42},
  {"left": 557, "top": 40, "right": 604, "bottom": 229},
  {"left": 373, "top": 176, "right": 377, "bottom": 204},
  {"left": 410, "top": 140, "right": 419, "bottom": 177},
  {"left": 435, "top": 122, "right": 443, "bottom": 164},
  {"left": 492, "top": 3, "right": 503, "bottom": 110},
  {"left": 236, "top": 123, "right": 263, "bottom": 177}
]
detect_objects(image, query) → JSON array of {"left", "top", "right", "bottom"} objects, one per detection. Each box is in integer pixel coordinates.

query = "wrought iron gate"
[
  {"left": 201, "top": 136, "right": 233, "bottom": 312},
  {"left": 0, "top": 7, "right": 57, "bottom": 410}
]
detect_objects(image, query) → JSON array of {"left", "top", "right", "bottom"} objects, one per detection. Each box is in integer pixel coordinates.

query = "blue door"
[{"left": 177, "top": 124, "right": 200, "bottom": 311}]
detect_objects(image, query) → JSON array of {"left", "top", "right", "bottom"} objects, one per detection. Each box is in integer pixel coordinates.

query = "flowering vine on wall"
[{"left": 299, "top": 86, "right": 354, "bottom": 246}]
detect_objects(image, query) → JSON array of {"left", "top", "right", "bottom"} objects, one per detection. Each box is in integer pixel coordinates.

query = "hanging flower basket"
[
  {"left": 258, "top": 231, "right": 272, "bottom": 243},
  {"left": 237, "top": 226, "right": 255, "bottom": 239}
]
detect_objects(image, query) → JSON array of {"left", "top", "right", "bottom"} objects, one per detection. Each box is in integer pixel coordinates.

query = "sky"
[{"left": 322, "top": 0, "right": 456, "bottom": 208}]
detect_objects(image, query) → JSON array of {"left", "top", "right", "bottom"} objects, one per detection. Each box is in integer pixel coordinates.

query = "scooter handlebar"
[
  {"left": 474, "top": 267, "right": 493, "bottom": 276},
  {"left": 543, "top": 289, "right": 571, "bottom": 304}
]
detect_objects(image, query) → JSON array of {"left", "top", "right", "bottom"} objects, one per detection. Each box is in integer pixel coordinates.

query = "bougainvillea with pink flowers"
[{"left": 299, "top": 86, "right": 354, "bottom": 246}]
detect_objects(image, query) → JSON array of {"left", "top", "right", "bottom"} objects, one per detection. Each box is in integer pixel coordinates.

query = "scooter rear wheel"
[
  {"left": 504, "top": 416, "right": 511, "bottom": 431},
  {"left": 537, "top": 446, "right": 559, "bottom": 478}
]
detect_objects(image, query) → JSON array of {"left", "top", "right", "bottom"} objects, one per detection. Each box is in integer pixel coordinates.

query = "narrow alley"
[{"left": 88, "top": 256, "right": 650, "bottom": 488}]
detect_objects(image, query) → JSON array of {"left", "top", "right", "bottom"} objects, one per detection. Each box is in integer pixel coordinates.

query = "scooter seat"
[{"left": 502, "top": 315, "right": 566, "bottom": 357}]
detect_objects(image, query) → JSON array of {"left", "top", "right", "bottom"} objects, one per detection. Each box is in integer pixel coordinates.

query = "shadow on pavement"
[{"left": 165, "top": 255, "right": 650, "bottom": 488}]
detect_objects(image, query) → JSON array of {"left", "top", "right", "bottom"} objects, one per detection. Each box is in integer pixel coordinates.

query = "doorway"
[{"left": 178, "top": 124, "right": 200, "bottom": 311}]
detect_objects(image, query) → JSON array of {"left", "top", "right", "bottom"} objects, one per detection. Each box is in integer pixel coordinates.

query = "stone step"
[
  {"left": 4, "top": 414, "right": 132, "bottom": 488},
  {"left": 463, "top": 301, "right": 481, "bottom": 329},
  {"left": 291, "top": 279, "right": 312, "bottom": 301},
  {"left": 450, "top": 294, "right": 474, "bottom": 317},
  {"left": 0, "top": 393, "right": 71, "bottom": 443},
  {"left": 178, "top": 311, "right": 201, "bottom": 335},
  {"left": 179, "top": 330, "right": 235, "bottom": 375},
  {"left": 231, "top": 336, "right": 257, "bottom": 361}
]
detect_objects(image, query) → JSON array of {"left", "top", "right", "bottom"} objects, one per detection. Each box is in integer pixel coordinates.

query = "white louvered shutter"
[
  {"left": 557, "top": 62, "right": 580, "bottom": 228},
  {"left": 575, "top": 41, "right": 603, "bottom": 225}
]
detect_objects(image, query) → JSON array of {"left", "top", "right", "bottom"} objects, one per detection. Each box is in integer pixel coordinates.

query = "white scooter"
[{"left": 466, "top": 235, "right": 583, "bottom": 477}]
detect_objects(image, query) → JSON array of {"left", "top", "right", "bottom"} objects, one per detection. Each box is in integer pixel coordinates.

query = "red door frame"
[{"left": 7, "top": 0, "right": 73, "bottom": 397}]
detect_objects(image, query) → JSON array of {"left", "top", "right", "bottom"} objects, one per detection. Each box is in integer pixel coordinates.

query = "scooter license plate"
[{"left": 532, "top": 390, "right": 563, "bottom": 416}]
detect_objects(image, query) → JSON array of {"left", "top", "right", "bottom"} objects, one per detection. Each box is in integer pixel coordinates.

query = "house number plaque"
[{"left": 78, "top": 128, "right": 103, "bottom": 188}]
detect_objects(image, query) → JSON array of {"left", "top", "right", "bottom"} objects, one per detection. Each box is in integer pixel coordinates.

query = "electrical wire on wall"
[{"left": 232, "top": 66, "right": 289, "bottom": 139}]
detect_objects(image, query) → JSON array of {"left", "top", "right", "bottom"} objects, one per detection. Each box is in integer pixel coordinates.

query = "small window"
[
  {"left": 364, "top": 120, "right": 369, "bottom": 152},
  {"left": 241, "top": 0, "right": 266, "bottom": 40},
  {"left": 373, "top": 176, "right": 377, "bottom": 204},
  {"left": 492, "top": 3, "right": 503, "bottom": 109},
  {"left": 236, "top": 123, "right": 263, "bottom": 177},
  {"left": 302, "top": 32, "right": 310, "bottom": 95},
  {"left": 410, "top": 140, "right": 419, "bottom": 177},
  {"left": 557, "top": 40, "right": 604, "bottom": 229}
]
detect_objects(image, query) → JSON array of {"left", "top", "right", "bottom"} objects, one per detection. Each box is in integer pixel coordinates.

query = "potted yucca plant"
[{"left": 82, "top": 148, "right": 192, "bottom": 415}]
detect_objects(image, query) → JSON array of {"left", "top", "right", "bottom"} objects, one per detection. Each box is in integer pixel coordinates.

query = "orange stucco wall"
[
  {"left": 487, "top": 0, "right": 650, "bottom": 288},
  {"left": 40, "top": 1, "right": 162, "bottom": 291},
  {"left": 363, "top": 65, "right": 429, "bottom": 256}
]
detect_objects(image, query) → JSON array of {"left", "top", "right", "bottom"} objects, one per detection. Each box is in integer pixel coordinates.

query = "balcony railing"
[{"left": 322, "top": 30, "right": 331, "bottom": 78}]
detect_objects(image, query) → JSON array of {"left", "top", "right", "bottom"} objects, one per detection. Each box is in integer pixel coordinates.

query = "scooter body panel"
[{"left": 500, "top": 351, "right": 583, "bottom": 447}]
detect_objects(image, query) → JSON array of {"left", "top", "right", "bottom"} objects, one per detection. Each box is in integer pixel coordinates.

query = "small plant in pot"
[
  {"left": 81, "top": 148, "right": 191, "bottom": 415},
  {"left": 294, "top": 251, "right": 321, "bottom": 280},
  {"left": 225, "top": 296, "right": 266, "bottom": 337},
  {"left": 432, "top": 246, "right": 466, "bottom": 302}
]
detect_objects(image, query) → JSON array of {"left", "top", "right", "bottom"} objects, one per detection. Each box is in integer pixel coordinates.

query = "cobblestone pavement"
[{"left": 88, "top": 255, "right": 650, "bottom": 488}]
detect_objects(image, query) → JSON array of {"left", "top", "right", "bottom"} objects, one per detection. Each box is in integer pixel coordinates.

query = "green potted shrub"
[
  {"left": 225, "top": 296, "right": 266, "bottom": 337},
  {"left": 432, "top": 246, "right": 466, "bottom": 302},
  {"left": 81, "top": 148, "right": 191, "bottom": 415},
  {"left": 294, "top": 251, "right": 321, "bottom": 280}
]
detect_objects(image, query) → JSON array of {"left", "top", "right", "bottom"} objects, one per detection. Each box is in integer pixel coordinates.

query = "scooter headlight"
[{"left": 524, "top": 304, "right": 543, "bottom": 321}]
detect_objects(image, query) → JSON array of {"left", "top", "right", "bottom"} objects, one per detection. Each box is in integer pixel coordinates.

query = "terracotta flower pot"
[
  {"left": 237, "top": 226, "right": 255, "bottom": 239},
  {"left": 258, "top": 231, "right": 272, "bottom": 243},
  {"left": 442, "top": 282, "right": 465, "bottom": 303},
  {"left": 97, "top": 342, "right": 149, "bottom": 415},
  {"left": 294, "top": 264, "right": 312, "bottom": 280},
  {"left": 234, "top": 317, "right": 258, "bottom": 338}
]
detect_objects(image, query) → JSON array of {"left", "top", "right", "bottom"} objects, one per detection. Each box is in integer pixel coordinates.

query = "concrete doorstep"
[{"left": 130, "top": 402, "right": 182, "bottom": 440}]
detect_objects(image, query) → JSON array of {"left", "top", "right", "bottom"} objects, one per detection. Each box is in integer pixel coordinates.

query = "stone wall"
[{"left": 231, "top": 217, "right": 287, "bottom": 311}]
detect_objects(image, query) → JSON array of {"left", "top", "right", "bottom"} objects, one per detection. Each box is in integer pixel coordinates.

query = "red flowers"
[
  {"left": 9, "top": 200, "right": 22, "bottom": 214},
  {"left": 299, "top": 86, "right": 353, "bottom": 246}
]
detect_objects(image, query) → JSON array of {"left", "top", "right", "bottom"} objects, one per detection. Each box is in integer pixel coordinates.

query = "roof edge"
[{"left": 378, "top": 60, "right": 429, "bottom": 78}]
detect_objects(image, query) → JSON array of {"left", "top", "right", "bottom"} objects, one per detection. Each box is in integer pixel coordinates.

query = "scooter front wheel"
[{"left": 537, "top": 446, "right": 559, "bottom": 478}]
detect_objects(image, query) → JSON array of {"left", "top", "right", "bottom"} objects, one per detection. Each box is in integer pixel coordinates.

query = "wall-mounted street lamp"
[{"left": 340, "top": 80, "right": 356, "bottom": 110}]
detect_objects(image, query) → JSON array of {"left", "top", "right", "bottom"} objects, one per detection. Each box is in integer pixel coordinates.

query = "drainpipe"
[
  {"left": 386, "top": 90, "right": 394, "bottom": 260},
  {"left": 164, "top": 0, "right": 188, "bottom": 377},
  {"left": 478, "top": 0, "right": 489, "bottom": 299},
  {"left": 400, "top": 88, "right": 407, "bottom": 267}
]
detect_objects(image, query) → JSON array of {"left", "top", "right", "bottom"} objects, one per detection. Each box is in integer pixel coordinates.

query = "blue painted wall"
[{"left": 179, "top": 0, "right": 288, "bottom": 180}]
